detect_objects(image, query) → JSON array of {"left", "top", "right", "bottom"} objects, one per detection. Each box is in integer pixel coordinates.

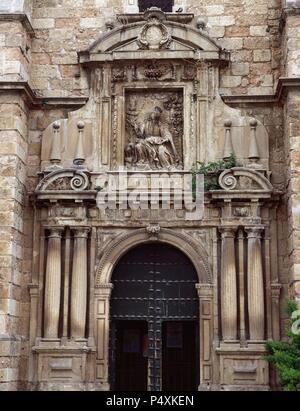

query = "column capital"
[
  {"left": 237, "top": 227, "right": 245, "bottom": 239},
  {"left": 244, "top": 226, "right": 264, "bottom": 238},
  {"left": 270, "top": 283, "right": 282, "bottom": 299},
  {"left": 95, "top": 283, "right": 114, "bottom": 296},
  {"left": 196, "top": 283, "right": 213, "bottom": 298},
  {"left": 71, "top": 226, "right": 90, "bottom": 238},
  {"left": 45, "top": 226, "right": 64, "bottom": 238},
  {"left": 219, "top": 226, "right": 237, "bottom": 238}
]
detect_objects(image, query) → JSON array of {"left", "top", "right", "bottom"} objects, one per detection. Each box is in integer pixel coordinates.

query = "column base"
[
  {"left": 219, "top": 384, "right": 270, "bottom": 391},
  {"left": 198, "top": 383, "right": 270, "bottom": 391},
  {"left": 32, "top": 341, "right": 96, "bottom": 388},
  {"left": 215, "top": 343, "right": 269, "bottom": 388},
  {"left": 29, "top": 382, "right": 110, "bottom": 391}
]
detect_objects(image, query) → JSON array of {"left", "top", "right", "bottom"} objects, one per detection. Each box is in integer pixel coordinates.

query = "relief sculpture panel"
[{"left": 124, "top": 90, "right": 183, "bottom": 170}]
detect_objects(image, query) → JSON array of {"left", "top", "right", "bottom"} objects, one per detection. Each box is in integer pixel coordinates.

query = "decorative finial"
[
  {"left": 105, "top": 19, "right": 114, "bottom": 30},
  {"left": 73, "top": 121, "right": 86, "bottom": 166},
  {"left": 196, "top": 18, "right": 206, "bottom": 30},
  {"left": 223, "top": 119, "right": 234, "bottom": 161},
  {"left": 49, "top": 121, "right": 61, "bottom": 166},
  {"left": 247, "top": 118, "right": 261, "bottom": 169}
]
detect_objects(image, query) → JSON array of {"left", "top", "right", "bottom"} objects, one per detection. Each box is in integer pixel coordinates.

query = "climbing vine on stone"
[
  {"left": 192, "top": 153, "right": 239, "bottom": 191},
  {"left": 265, "top": 300, "right": 300, "bottom": 391}
]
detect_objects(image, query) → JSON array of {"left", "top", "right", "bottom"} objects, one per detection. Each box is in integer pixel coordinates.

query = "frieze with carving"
[
  {"left": 131, "top": 62, "right": 175, "bottom": 81},
  {"left": 182, "top": 64, "right": 197, "bottom": 81},
  {"left": 112, "top": 67, "right": 127, "bottom": 82}
]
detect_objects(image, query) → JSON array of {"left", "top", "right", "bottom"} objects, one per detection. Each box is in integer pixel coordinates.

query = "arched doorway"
[{"left": 109, "top": 243, "right": 199, "bottom": 391}]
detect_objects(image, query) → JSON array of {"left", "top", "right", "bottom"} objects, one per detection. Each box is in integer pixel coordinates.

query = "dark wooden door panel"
[
  {"left": 114, "top": 320, "right": 148, "bottom": 391},
  {"left": 162, "top": 321, "right": 198, "bottom": 391}
]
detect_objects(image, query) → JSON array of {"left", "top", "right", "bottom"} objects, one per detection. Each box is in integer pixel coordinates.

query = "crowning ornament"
[{"left": 137, "top": 8, "right": 172, "bottom": 50}]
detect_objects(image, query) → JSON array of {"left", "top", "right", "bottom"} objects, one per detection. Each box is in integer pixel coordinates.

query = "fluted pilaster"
[
  {"left": 220, "top": 227, "right": 237, "bottom": 340},
  {"left": 44, "top": 228, "right": 63, "bottom": 339},
  {"left": 246, "top": 227, "right": 265, "bottom": 340},
  {"left": 71, "top": 227, "right": 90, "bottom": 339}
]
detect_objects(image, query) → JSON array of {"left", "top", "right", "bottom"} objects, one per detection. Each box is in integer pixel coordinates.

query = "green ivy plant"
[
  {"left": 265, "top": 300, "right": 300, "bottom": 391},
  {"left": 191, "top": 153, "right": 239, "bottom": 192}
]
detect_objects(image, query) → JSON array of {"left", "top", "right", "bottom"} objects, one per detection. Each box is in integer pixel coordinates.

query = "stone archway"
[{"left": 93, "top": 228, "right": 213, "bottom": 391}]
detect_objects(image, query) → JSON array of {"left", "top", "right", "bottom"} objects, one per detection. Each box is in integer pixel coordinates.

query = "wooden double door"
[
  {"left": 113, "top": 320, "right": 198, "bottom": 391},
  {"left": 109, "top": 243, "right": 200, "bottom": 391}
]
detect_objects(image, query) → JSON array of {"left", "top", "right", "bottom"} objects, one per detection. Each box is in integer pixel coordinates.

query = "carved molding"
[{"left": 95, "top": 227, "right": 212, "bottom": 286}]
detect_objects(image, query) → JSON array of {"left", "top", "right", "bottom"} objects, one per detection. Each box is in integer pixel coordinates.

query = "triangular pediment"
[{"left": 111, "top": 37, "right": 198, "bottom": 53}]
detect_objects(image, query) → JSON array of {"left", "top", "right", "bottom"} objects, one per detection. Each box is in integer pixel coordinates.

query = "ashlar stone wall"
[{"left": 28, "top": 0, "right": 282, "bottom": 97}]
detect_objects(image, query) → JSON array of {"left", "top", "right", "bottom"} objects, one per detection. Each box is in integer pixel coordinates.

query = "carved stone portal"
[{"left": 124, "top": 90, "right": 183, "bottom": 170}]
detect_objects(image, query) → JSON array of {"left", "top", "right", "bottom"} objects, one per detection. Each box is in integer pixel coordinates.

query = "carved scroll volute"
[
  {"left": 50, "top": 121, "right": 61, "bottom": 166},
  {"left": 247, "top": 119, "right": 261, "bottom": 168},
  {"left": 223, "top": 120, "right": 234, "bottom": 161},
  {"left": 74, "top": 121, "right": 85, "bottom": 166}
]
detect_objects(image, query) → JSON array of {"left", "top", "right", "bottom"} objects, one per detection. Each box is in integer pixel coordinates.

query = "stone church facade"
[{"left": 0, "top": 0, "right": 300, "bottom": 391}]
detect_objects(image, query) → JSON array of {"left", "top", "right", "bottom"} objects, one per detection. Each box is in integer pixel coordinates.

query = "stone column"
[
  {"left": 246, "top": 227, "right": 265, "bottom": 340},
  {"left": 220, "top": 228, "right": 237, "bottom": 340},
  {"left": 70, "top": 227, "right": 90, "bottom": 339},
  {"left": 44, "top": 228, "right": 63, "bottom": 339}
]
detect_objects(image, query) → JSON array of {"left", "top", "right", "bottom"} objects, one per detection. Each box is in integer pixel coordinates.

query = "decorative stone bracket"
[
  {"left": 36, "top": 168, "right": 90, "bottom": 192},
  {"left": 218, "top": 168, "right": 273, "bottom": 192},
  {"left": 34, "top": 168, "right": 97, "bottom": 204}
]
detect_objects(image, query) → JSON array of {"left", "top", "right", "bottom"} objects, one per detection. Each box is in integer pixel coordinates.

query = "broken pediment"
[{"left": 79, "top": 8, "right": 229, "bottom": 64}]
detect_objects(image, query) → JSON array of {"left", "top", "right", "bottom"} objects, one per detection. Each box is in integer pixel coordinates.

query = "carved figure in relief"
[{"left": 125, "top": 106, "right": 180, "bottom": 170}]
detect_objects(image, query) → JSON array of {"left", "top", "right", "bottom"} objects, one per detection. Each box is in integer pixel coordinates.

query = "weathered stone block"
[
  {"left": 220, "top": 75, "right": 242, "bottom": 88},
  {"left": 32, "top": 19, "right": 55, "bottom": 29},
  {"left": 231, "top": 62, "right": 250, "bottom": 76},
  {"left": 218, "top": 38, "right": 243, "bottom": 50},
  {"left": 80, "top": 17, "right": 105, "bottom": 28},
  {"left": 207, "top": 16, "right": 235, "bottom": 27},
  {"left": 250, "top": 25, "right": 268, "bottom": 37}
]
